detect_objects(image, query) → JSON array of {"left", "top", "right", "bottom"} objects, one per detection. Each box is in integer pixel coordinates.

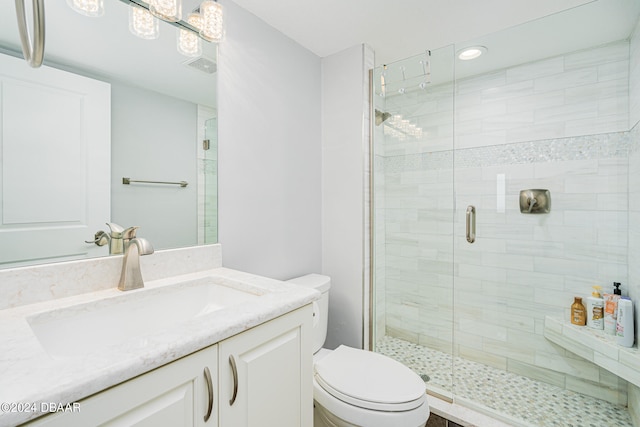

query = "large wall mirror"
[{"left": 0, "top": 0, "right": 218, "bottom": 269}]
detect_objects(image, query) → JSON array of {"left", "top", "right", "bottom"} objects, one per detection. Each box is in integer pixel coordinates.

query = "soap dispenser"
[
  {"left": 604, "top": 282, "right": 622, "bottom": 335},
  {"left": 586, "top": 286, "right": 604, "bottom": 330}
]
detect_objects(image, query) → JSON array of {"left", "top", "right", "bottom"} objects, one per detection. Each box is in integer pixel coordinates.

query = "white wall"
[
  {"left": 217, "top": 0, "right": 322, "bottom": 280},
  {"left": 111, "top": 82, "right": 198, "bottom": 249},
  {"left": 218, "top": 3, "right": 373, "bottom": 351},
  {"left": 321, "top": 45, "right": 373, "bottom": 350}
]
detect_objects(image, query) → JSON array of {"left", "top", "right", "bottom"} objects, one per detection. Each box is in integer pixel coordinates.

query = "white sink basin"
[{"left": 27, "top": 276, "right": 265, "bottom": 358}]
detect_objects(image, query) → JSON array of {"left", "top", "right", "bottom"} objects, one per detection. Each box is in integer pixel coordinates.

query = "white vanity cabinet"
[
  {"left": 25, "top": 345, "right": 218, "bottom": 427},
  {"left": 218, "top": 305, "right": 313, "bottom": 427},
  {"left": 24, "top": 305, "right": 312, "bottom": 427}
]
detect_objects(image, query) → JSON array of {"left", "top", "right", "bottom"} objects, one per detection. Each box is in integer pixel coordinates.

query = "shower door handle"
[{"left": 466, "top": 205, "right": 476, "bottom": 243}]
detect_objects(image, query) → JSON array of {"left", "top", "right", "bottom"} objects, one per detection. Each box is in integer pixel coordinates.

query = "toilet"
[{"left": 287, "top": 274, "right": 430, "bottom": 427}]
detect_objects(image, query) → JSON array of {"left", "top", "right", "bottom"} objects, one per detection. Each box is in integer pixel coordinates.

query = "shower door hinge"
[{"left": 203, "top": 139, "right": 210, "bottom": 150}]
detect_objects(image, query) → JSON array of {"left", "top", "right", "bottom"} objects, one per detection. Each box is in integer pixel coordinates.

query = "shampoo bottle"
[
  {"left": 586, "top": 286, "right": 604, "bottom": 330},
  {"left": 603, "top": 282, "right": 622, "bottom": 335},
  {"left": 616, "top": 297, "right": 635, "bottom": 348},
  {"left": 571, "top": 297, "right": 586, "bottom": 326}
]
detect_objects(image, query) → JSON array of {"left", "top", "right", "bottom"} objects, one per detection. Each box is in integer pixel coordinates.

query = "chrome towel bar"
[{"left": 122, "top": 177, "right": 188, "bottom": 188}]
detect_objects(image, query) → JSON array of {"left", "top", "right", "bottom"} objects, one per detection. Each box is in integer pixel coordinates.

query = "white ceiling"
[
  {"left": 0, "top": 0, "right": 637, "bottom": 104},
  {"left": 230, "top": 0, "right": 634, "bottom": 65}
]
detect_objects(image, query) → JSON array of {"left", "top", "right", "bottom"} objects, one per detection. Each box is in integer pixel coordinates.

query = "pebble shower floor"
[{"left": 376, "top": 336, "right": 633, "bottom": 427}]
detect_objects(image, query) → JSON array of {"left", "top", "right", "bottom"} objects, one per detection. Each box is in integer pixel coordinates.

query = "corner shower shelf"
[{"left": 544, "top": 316, "right": 640, "bottom": 388}]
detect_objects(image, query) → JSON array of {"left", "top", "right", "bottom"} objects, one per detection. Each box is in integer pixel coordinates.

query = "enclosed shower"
[{"left": 371, "top": 1, "right": 640, "bottom": 426}]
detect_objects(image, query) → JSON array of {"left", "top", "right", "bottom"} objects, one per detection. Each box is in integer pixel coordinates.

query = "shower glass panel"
[
  {"left": 202, "top": 116, "right": 218, "bottom": 244},
  {"left": 372, "top": 45, "right": 456, "bottom": 399},
  {"left": 451, "top": 3, "right": 633, "bottom": 423},
  {"left": 373, "top": 1, "right": 640, "bottom": 425}
]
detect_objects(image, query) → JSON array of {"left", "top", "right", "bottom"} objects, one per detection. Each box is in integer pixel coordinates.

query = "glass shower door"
[{"left": 371, "top": 46, "right": 456, "bottom": 399}]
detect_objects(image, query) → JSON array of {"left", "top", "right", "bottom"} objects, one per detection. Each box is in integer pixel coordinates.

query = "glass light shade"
[
  {"left": 149, "top": 0, "right": 182, "bottom": 23},
  {"left": 66, "top": 0, "right": 104, "bottom": 17},
  {"left": 129, "top": 6, "right": 159, "bottom": 40},
  {"left": 177, "top": 13, "right": 203, "bottom": 57},
  {"left": 200, "top": 1, "right": 224, "bottom": 42}
]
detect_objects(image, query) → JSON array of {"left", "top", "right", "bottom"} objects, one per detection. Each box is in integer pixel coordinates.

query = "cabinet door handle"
[
  {"left": 229, "top": 355, "right": 238, "bottom": 406},
  {"left": 203, "top": 367, "right": 214, "bottom": 422},
  {"left": 466, "top": 205, "right": 476, "bottom": 243}
]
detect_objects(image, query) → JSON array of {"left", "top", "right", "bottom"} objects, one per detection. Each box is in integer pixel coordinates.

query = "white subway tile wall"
[{"left": 375, "top": 33, "right": 640, "bottom": 410}]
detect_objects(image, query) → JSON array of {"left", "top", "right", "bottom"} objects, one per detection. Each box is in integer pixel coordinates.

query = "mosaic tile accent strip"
[
  {"left": 382, "top": 132, "right": 630, "bottom": 173},
  {"left": 376, "top": 336, "right": 633, "bottom": 427}
]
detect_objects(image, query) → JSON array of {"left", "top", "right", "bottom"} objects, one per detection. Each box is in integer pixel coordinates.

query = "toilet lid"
[{"left": 314, "top": 345, "right": 427, "bottom": 412}]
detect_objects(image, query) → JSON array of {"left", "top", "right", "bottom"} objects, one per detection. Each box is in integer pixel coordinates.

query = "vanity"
[
  {"left": 0, "top": 245, "right": 319, "bottom": 427},
  {"left": 0, "top": 3, "right": 315, "bottom": 426}
]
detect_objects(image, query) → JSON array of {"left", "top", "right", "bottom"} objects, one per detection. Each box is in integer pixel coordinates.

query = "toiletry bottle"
[
  {"left": 586, "top": 286, "right": 604, "bottom": 330},
  {"left": 571, "top": 297, "right": 586, "bottom": 326},
  {"left": 603, "top": 282, "right": 622, "bottom": 335},
  {"left": 616, "top": 297, "right": 635, "bottom": 348}
]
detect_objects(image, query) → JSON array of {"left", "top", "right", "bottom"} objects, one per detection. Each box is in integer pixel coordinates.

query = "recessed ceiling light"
[{"left": 457, "top": 46, "right": 487, "bottom": 61}]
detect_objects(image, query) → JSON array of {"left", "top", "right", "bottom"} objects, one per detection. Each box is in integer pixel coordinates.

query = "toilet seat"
[{"left": 314, "top": 345, "right": 427, "bottom": 412}]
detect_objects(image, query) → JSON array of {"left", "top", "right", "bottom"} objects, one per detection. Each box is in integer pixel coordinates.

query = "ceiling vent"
[{"left": 183, "top": 57, "right": 217, "bottom": 74}]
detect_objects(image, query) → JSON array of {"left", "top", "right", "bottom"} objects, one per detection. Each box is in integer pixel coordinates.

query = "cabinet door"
[
  {"left": 25, "top": 345, "right": 218, "bottom": 427},
  {"left": 218, "top": 306, "right": 313, "bottom": 427}
]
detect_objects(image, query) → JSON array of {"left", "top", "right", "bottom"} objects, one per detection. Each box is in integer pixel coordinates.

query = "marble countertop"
[{"left": 0, "top": 267, "right": 320, "bottom": 427}]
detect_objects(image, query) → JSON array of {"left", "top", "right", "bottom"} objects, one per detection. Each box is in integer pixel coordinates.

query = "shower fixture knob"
[{"left": 519, "top": 189, "right": 550, "bottom": 214}]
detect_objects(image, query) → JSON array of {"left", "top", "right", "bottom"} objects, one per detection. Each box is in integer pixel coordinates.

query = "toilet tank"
[{"left": 286, "top": 274, "right": 330, "bottom": 354}]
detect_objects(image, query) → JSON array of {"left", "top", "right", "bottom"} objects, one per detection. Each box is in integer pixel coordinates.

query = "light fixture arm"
[
  {"left": 14, "top": 0, "right": 45, "bottom": 68},
  {"left": 118, "top": 0, "right": 209, "bottom": 41}
]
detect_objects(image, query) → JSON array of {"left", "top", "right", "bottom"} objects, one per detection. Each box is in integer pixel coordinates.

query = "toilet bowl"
[{"left": 287, "top": 274, "right": 430, "bottom": 427}]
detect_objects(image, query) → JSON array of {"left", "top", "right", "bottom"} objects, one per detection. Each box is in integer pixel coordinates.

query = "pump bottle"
[
  {"left": 586, "top": 286, "right": 604, "bottom": 330},
  {"left": 617, "top": 297, "right": 635, "bottom": 347},
  {"left": 604, "top": 282, "right": 622, "bottom": 335}
]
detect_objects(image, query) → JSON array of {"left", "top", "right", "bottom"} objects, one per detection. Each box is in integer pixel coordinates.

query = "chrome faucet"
[{"left": 118, "top": 227, "right": 154, "bottom": 291}]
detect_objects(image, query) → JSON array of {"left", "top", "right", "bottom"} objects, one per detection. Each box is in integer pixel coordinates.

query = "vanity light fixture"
[
  {"left": 177, "top": 13, "right": 203, "bottom": 57},
  {"left": 129, "top": 5, "right": 160, "bottom": 39},
  {"left": 66, "top": 0, "right": 105, "bottom": 17},
  {"left": 149, "top": 0, "right": 182, "bottom": 23},
  {"left": 199, "top": 0, "right": 224, "bottom": 42},
  {"left": 66, "top": 0, "right": 224, "bottom": 55},
  {"left": 457, "top": 45, "right": 487, "bottom": 60}
]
